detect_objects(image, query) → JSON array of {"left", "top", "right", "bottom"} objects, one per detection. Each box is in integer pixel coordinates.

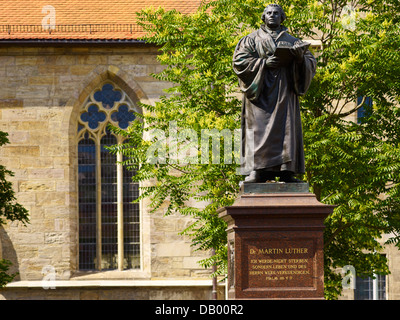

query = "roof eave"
[{"left": 0, "top": 38, "right": 148, "bottom": 46}]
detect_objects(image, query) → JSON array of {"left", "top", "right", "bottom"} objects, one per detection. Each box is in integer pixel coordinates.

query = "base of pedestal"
[{"left": 218, "top": 183, "right": 334, "bottom": 300}]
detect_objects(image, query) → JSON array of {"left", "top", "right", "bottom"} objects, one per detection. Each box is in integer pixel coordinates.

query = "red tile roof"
[{"left": 0, "top": 0, "right": 202, "bottom": 41}]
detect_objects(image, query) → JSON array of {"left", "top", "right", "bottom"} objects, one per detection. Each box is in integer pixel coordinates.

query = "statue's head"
[{"left": 261, "top": 4, "right": 286, "bottom": 28}]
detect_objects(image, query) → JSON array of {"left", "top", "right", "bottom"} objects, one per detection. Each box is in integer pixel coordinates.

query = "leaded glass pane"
[
  {"left": 78, "top": 135, "right": 97, "bottom": 270},
  {"left": 355, "top": 275, "right": 386, "bottom": 300},
  {"left": 94, "top": 83, "right": 122, "bottom": 109},
  {"left": 100, "top": 130, "right": 118, "bottom": 270},
  {"left": 123, "top": 154, "right": 140, "bottom": 269},
  {"left": 80, "top": 104, "right": 106, "bottom": 130},
  {"left": 111, "top": 104, "right": 136, "bottom": 129}
]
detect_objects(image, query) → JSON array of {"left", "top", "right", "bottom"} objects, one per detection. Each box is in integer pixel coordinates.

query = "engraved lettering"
[
  {"left": 249, "top": 247, "right": 308, "bottom": 255},
  {"left": 247, "top": 242, "right": 313, "bottom": 288}
]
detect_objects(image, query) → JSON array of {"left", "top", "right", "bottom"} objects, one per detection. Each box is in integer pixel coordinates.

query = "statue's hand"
[
  {"left": 265, "top": 56, "right": 281, "bottom": 68},
  {"left": 289, "top": 44, "right": 305, "bottom": 63}
]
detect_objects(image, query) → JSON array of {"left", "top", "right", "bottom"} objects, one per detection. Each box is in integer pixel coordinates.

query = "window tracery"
[{"left": 77, "top": 82, "right": 140, "bottom": 271}]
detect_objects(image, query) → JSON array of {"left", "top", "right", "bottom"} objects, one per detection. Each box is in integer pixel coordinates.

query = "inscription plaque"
[{"left": 246, "top": 240, "right": 315, "bottom": 289}]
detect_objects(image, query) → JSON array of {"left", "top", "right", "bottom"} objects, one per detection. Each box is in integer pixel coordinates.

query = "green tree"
[
  {"left": 112, "top": 0, "right": 400, "bottom": 298},
  {"left": 278, "top": 0, "right": 400, "bottom": 299},
  {"left": 0, "top": 131, "right": 29, "bottom": 287}
]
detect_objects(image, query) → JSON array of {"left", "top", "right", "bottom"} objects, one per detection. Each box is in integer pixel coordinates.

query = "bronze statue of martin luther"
[{"left": 233, "top": 4, "right": 316, "bottom": 183}]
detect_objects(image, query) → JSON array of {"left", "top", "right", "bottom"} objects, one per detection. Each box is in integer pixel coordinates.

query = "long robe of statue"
[{"left": 233, "top": 24, "right": 317, "bottom": 178}]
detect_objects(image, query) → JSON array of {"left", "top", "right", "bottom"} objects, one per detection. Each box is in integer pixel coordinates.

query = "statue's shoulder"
[
  {"left": 246, "top": 30, "right": 259, "bottom": 39},
  {"left": 236, "top": 31, "right": 257, "bottom": 49},
  {"left": 239, "top": 31, "right": 258, "bottom": 43}
]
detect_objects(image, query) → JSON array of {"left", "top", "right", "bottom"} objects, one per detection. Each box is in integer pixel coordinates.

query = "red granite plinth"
[{"left": 218, "top": 184, "right": 334, "bottom": 300}]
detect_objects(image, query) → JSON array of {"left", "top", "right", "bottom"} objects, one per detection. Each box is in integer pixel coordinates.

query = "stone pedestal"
[{"left": 218, "top": 183, "right": 334, "bottom": 300}]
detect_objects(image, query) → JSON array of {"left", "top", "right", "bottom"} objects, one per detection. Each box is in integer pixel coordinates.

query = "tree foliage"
[
  {"left": 0, "top": 131, "right": 29, "bottom": 287},
  {"left": 111, "top": 0, "right": 400, "bottom": 298}
]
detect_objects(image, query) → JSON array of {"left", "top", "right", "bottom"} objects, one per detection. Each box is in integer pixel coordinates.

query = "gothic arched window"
[{"left": 77, "top": 82, "right": 139, "bottom": 271}]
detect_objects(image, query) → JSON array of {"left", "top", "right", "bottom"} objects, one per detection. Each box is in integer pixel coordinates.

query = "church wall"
[{"left": 0, "top": 44, "right": 215, "bottom": 299}]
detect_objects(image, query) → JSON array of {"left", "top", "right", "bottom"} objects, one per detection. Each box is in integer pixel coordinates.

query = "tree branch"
[
  {"left": 325, "top": 222, "right": 355, "bottom": 248},
  {"left": 337, "top": 95, "right": 366, "bottom": 118}
]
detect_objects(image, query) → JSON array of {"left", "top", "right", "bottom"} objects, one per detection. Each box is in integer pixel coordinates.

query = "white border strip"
[{"left": 6, "top": 280, "right": 225, "bottom": 288}]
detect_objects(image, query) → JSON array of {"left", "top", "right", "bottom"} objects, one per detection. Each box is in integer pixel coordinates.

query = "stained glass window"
[
  {"left": 100, "top": 131, "right": 118, "bottom": 270},
  {"left": 123, "top": 154, "right": 140, "bottom": 269},
  {"left": 77, "top": 82, "right": 140, "bottom": 271},
  {"left": 357, "top": 96, "right": 373, "bottom": 124},
  {"left": 78, "top": 134, "right": 97, "bottom": 270}
]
